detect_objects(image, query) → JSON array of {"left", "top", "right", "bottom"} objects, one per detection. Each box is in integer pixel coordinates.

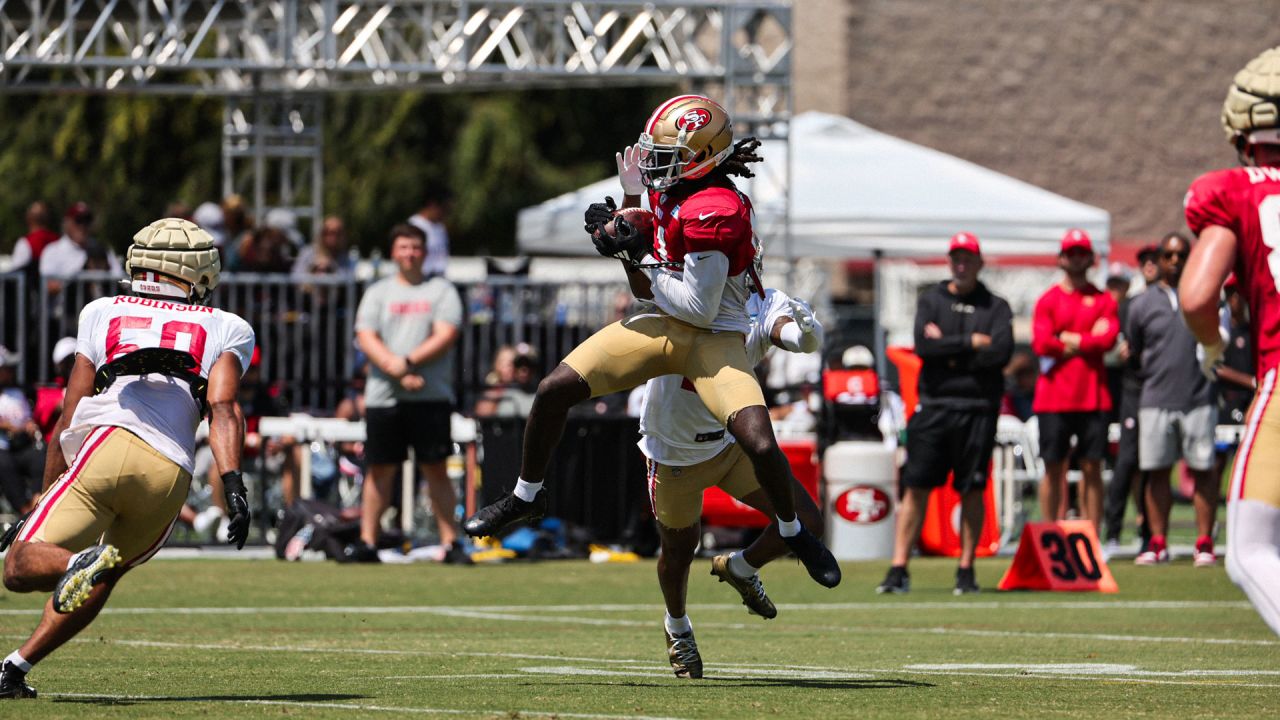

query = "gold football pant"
[
  {"left": 562, "top": 311, "right": 765, "bottom": 426},
  {"left": 19, "top": 426, "right": 191, "bottom": 568}
]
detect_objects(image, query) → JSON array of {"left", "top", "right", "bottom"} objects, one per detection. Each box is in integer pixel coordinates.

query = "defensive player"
[
  {"left": 1181, "top": 46, "right": 1280, "bottom": 634},
  {"left": 464, "top": 95, "right": 840, "bottom": 588},
  {"left": 0, "top": 218, "right": 255, "bottom": 697},
  {"left": 641, "top": 288, "right": 823, "bottom": 678}
]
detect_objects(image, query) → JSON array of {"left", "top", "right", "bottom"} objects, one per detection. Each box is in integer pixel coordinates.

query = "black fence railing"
[{"left": 3, "top": 271, "right": 630, "bottom": 412}]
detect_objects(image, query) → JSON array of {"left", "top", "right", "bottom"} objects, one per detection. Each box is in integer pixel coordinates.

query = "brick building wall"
[{"left": 794, "top": 0, "right": 1280, "bottom": 250}]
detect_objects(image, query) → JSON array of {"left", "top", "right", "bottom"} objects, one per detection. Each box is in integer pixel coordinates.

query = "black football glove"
[
  {"left": 591, "top": 215, "right": 649, "bottom": 266},
  {"left": 583, "top": 196, "right": 618, "bottom": 235},
  {"left": 0, "top": 509, "right": 32, "bottom": 552},
  {"left": 221, "top": 470, "right": 251, "bottom": 550}
]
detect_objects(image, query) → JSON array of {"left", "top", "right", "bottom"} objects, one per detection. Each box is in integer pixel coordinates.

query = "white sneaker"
[
  {"left": 1193, "top": 549, "right": 1218, "bottom": 567},
  {"left": 1101, "top": 539, "right": 1120, "bottom": 563},
  {"left": 193, "top": 506, "right": 224, "bottom": 535},
  {"left": 1134, "top": 549, "right": 1169, "bottom": 566}
]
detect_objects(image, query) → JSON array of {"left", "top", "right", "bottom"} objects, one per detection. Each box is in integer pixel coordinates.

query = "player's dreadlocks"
[{"left": 719, "top": 137, "right": 763, "bottom": 179}]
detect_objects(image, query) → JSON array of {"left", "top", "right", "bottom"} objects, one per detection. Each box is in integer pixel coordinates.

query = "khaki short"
[
  {"left": 19, "top": 426, "right": 191, "bottom": 568},
  {"left": 648, "top": 443, "right": 760, "bottom": 529},
  {"left": 562, "top": 312, "right": 765, "bottom": 426},
  {"left": 1230, "top": 368, "right": 1280, "bottom": 509}
]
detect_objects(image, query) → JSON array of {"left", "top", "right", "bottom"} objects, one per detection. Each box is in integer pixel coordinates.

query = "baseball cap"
[
  {"left": 948, "top": 232, "right": 981, "bottom": 256},
  {"left": 52, "top": 337, "right": 77, "bottom": 366},
  {"left": 1136, "top": 244, "right": 1160, "bottom": 264},
  {"left": 1060, "top": 228, "right": 1094, "bottom": 254},
  {"left": 64, "top": 201, "right": 93, "bottom": 225},
  {"left": 1106, "top": 262, "right": 1133, "bottom": 282},
  {"left": 1224, "top": 272, "right": 1239, "bottom": 291}
]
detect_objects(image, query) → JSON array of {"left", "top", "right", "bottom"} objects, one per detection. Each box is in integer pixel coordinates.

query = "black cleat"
[
  {"left": 443, "top": 540, "right": 475, "bottom": 565},
  {"left": 953, "top": 566, "right": 980, "bottom": 595},
  {"left": 463, "top": 491, "right": 548, "bottom": 538},
  {"left": 53, "top": 544, "right": 121, "bottom": 614},
  {"left": 782, "top": 526, "right": 841, "bottom": 588},
  {"left": 0, "top": 661, "right": 36, "bottom": 699},
  {"left": 876, "top": 565, "right": 910, "bottom": 594}
]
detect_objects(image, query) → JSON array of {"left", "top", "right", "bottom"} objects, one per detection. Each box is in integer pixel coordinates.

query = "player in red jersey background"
[{"left": 1181, "top": 46, "right": 1280, "bottom": 635}]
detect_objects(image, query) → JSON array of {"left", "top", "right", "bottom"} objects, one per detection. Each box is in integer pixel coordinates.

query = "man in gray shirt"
[
  {"left": 354, "top": 223, "right": 467, "bottom": 563},
  {"left": 1126, "top": 231, "right": 1219, "bottom": 567}
]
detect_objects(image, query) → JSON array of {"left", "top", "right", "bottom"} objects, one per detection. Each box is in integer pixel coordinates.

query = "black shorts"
[
  {"left": 364, "top": 401, "right": 454, "bottom": 465},
  {"left": 901, "top": 406, "right": 998, "bottom": 494},
  {"left": 1037, "top": 411, "right": 1108, "bottom": 463}
]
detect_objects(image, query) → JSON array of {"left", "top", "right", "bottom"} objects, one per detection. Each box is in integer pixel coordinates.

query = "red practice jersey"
[
  {"left": 1185, "top": 166, "right": 1280, "bottom": 381},
  {"left": 648, "top": 180, "right": 756, "bottom": 276}
]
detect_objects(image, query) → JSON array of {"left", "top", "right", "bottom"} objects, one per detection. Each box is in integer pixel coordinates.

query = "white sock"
[
  {"left": 513, "top": 478, "right": 543, "bottom": 502},
  {"left": 728, "top": 551, "right": 758, "bottom": 579},
  {"left": 777, "top": 515, "right": 802, "bottom": 538},
  {"left": 4, "top": 651, "right": 32, "bottom": 673},
  {"left": 664, "top": 612, "right": 692, "bottom": 636}
]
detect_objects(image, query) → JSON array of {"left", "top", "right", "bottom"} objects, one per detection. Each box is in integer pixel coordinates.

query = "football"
[{"left": 603, "top": 206, "right": 656, "bottom": 242}]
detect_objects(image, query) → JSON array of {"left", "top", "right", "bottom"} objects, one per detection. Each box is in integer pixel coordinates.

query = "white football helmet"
[
  {"left": 1223, "top": 47, "right": 1280, "bottom": 158},
  {"left": 638, "top": 95, "right": 734, "bottom": 192},
  {"left": 125, "top": 218, "right": 221, "bottom": 304}
]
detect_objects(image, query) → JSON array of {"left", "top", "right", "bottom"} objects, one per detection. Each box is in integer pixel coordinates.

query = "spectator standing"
[
  {"left": 408, "top": 187, "right": 452, "bottom": 278},
  {"left": 1031, "top": 229, "right": 1119, "bottom": 534},
  {"left": 1127, "top": 232, "right": 1220, "bottom": 566},
  {"left": 292, "top": 216, "right": 355, "bottom": 278},
  {"left": 39, "top": 202, "right": 122, "bottom": 292},
  {"left": 0, "top": 346, "right": 41, "bottom": 514},
  {"left": 354, "top": 224, "right": 468, "bottom": 563},
  {"left": 9, "top": 201, "right": 58, "bottom": 271},
  {"left": 877, "top": 233, "right": 1012, "bottom": 595},
  {"left": 228, "top": 226, "right": 293, "bottom": 274},
  {"left": 1103, "top": 244, "right": 1160, "bottom": 557},
  {"left": 1217, "top": 274, "right": 1255, "bottom": 425}
]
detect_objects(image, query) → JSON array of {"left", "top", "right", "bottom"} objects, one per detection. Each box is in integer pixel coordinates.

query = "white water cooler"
[{"left": 823, "top": 441, "right": 898, "bottom": 560}]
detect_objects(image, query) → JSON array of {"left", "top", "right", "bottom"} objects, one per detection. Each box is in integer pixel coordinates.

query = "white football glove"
[
  {"left": 1196, "top": 327, "right": 1229, "bottom": 381},
  {"left": 789, "top": 298, "right": 817, "bottom": 334},
  {"left": 616, "top": 143, "right": 645, "bottom": 196}
]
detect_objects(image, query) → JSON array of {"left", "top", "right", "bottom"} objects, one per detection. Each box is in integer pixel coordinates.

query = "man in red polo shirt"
[{"left": 1031, "top": 229, "right": 1119, "bottom": 534}]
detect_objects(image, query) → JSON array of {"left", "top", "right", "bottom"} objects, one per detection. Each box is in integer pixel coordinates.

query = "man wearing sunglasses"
[{"left": 1126, "top": 232, "right": 1218, "bottom": 566}]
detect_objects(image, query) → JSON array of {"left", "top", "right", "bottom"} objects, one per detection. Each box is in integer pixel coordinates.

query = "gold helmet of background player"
[
  {"left": 1223, "top": 47, "right": 1280, "bottom": 149},
  {"left": 638, "top": 95, "right": 734, "bottom": 192},
  {"left": 125, "top": 218, "right": 222, "bottom": 304}
]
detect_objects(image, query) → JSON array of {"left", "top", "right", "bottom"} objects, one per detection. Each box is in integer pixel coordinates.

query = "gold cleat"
[
  {"left": 53, "top": 544, "right": 121, "bottom": 614},
  {"left": 664, "top": 628, "right": 703, "bottom": 679},
  {"left": 710, "top": 554, "right": 777, "bottom": 619}
]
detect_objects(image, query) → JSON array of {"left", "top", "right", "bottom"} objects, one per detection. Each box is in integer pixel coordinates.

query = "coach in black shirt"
[{"left": 877, "top": 232, "right": 1013, "bottom": 595}]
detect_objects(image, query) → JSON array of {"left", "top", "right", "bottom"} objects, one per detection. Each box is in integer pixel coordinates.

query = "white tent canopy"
[{"left": 517, "top": 112, "right": 1110, "bottom": 259}]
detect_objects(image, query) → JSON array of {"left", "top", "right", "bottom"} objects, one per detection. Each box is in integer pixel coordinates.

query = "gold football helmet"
[
  {"left": 638, "top": 95, "right": 734, "bottom": 191},
  {"left": 1223, "top": 47, "right": 1280, "bottom": 152},
  {"left": 125, "top": 217, "right": 222, "bottom": 304}
]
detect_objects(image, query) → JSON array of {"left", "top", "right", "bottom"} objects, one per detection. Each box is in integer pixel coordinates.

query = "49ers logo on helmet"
[{"left": 676, "top": 108, "right": 712, "bottom": 131}]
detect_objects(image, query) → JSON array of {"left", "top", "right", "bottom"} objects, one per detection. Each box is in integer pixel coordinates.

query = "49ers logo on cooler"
[
  {"left": 834, "top": 486, "right": 891, "bottom": 523},
  {"left": 676, "top": 108, "right": 712, "bottom": 131}
]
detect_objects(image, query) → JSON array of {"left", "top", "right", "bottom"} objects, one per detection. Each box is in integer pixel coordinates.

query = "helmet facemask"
[{"left": 638, "top": 95, "right": 734, "bottom": 192}]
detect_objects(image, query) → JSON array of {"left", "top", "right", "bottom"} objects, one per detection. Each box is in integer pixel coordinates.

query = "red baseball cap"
[
  {"left": 948, "top": 232, "right": 981, "bottom": 256},
  {"left": 64, "top": 201, "right": 93, "bottom": 225},
  {"left": 1060, "top": 228, "right": 1094, "bottom": 254},
  {"left": 1224, "top": 272, "right": 1238, "bottom": 291}
]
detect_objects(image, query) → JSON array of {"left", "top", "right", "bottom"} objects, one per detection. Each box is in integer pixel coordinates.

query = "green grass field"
[{"left": 0, "top": 555, "right": 1275, "bottom": 719}]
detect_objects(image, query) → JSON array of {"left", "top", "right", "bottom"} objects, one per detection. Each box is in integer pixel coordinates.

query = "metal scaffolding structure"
[{"left": 1, "top": 1, "right": 791, "bottom": 246}]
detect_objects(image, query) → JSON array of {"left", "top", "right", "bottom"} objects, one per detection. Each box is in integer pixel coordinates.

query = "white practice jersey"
[
  {"left": 64, "top": 295, "right": 256, "bottom": 474},
  {"left": 638, "top": 289, "right": 795, "bottom": 466}
]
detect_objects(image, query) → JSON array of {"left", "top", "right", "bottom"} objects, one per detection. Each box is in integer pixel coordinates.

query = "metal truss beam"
[{"left": 0, "top": 2, "right": 789, "bottom": 101}]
